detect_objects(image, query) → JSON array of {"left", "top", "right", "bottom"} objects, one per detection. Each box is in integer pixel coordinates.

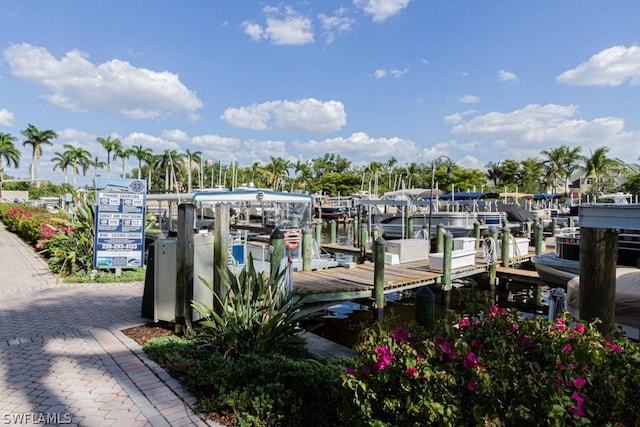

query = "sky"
[{"left": 1, "top": 0, "right": 640, "bottom": 188}]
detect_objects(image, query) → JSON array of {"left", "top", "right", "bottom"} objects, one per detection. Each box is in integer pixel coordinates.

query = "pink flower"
[
  {"left": 373, "top": 346, "right": 393, "bottom": 371},
  {"left": 583, "top": 363, "right": 589, "bottom": 371},
  {"left": 567, "top": 391, "right": 585, "bottom": 417},
  {"left": 416, "top": 355, "right": 424, "bottom": 362},
  {"left": 345, "top": 367, "right": 355, "bottom": 376},
  {"left": 462, "top": 352, "right": 479, "bottom": 370},
  {"left": 511, "top": 323, "right": 519, "bottom": 331},
  {"left": 562, "top": 343, "right": 572, "bottom": 353},
  {"left": 466, "top": 380, "right": 476, "bottom": 391},
  {"left": 470, "top": 339, "right": 484, "bottom": 351},
  {"left": 392, "top": 328, "right": 410, "bottom": 343},
  {"left": 488, "top": 305, "right": 505, "bottom": 318},
  {"left": 573, "top": 377, "right": 587, "bottom": 387},
  {"left": 405, "top": 367, "right": 417, "bottom": 377},
  {"left": 574, "top": 324, "right": 585, "bottom": 334},
  {"left": 603, "top": 340, "right": 623, "bottom": 353},
  {"left": 458, "top": 317, "right": 471, "bottom": 329},
  {"left": 34, "top": 243, "right": 43, "bottom": 250}
]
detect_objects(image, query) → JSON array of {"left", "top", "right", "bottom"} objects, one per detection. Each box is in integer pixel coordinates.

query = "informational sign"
[{"left": 93, "top": 178, "right": 147, "bottom": 269}]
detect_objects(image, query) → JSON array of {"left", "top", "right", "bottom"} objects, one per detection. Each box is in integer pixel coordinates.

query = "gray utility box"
[
  {"left": 153, "top": 235, "right": 214, "bottom": 323},
  {"left": 385, "top": 238, "right": 430, "bottom": 263}
]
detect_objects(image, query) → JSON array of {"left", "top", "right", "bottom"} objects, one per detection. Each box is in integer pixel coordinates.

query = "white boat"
[{"left": 566, "top": 267, "right": 640, "bottom": 340}]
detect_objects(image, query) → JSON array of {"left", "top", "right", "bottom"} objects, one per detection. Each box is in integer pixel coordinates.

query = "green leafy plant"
[
  {"left": 192, "top": 255, "right": 318, "bottom": 358},
  {"left": 342, "top": 308, "right": 640, "bottom": 426},
  {"left": 39, "top": 195, "right": 96, "bottom": 276},
  {"left": 143, "top": 336, "right": 351, "bottom": 427}
]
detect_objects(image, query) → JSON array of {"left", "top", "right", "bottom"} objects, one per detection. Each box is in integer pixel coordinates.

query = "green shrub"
[
  {"left": 143, "top": 336, "right": 352, "bottom": 426},
  {"left": 342, "top": 307, "right": 640, "bottom": 426}
]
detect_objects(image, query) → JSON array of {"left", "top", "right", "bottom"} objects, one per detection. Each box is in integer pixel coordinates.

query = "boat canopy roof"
[
  {"left": 532, "top": 193, "right": 562, "bottom": 200},
  {"left": 382, "top": 188, "right": 442, "bottom": 200},
  {"left": 438, "top": 191, "right": 499, "bottom": 200},
  {"left": 499, "top": 192, "right": 534, "bottom": 200},
  {"left": 192, "top": 189, "right": 314, "bottom": 204}
]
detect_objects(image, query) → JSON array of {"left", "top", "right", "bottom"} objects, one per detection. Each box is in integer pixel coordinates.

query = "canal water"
[{"left": 309, "top": 221, "right": 551, "bottom": 349}]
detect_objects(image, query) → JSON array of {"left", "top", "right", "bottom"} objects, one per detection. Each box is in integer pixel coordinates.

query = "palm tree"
[
  {"left": 21, "top": 124, "right": 57, "bottom": 187},
  {"left": 559, "top": 146, "right": 583, "bottom": 195},
  {"left": 62, "top": 144, "right": 91, "bottom": 188},
  {"left": 581, "top": 147, "right": 622, "bottom": 195},
  {"left": 114, "top": 145, "right": 132, "bottom": 179},
  {"left": 184, "top": 149, "right": 202, "bottom": 192},
  {"left": 155, "top": 150, "right": 184, "bottom": 191},
  {"left": 89, "top": 156, "right": 106, "bottom": 186},
  {"left": 485, "top": 161, "right": 502, "bottom": 189},
  {"left": 266, "top": 156, "right": 291, "bottom": 190},
  {"left": 51, "top": 150, "right": 73, "bottom": 185},
  {"left": 130, "top": 145, "right": 153, "bottom": 180},
  {"left": 0, "top": 132, "right": 20, "bottom": 200},
  {"left": 96, "top": 136, "right": 122, "bottom": 178}
]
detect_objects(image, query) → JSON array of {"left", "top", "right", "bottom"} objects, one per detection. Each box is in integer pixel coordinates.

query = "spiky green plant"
[{"left": 192, "top": 255, "right": 317, "bottom": 358}]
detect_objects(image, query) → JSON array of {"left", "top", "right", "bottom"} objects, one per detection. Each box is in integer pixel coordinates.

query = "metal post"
[
  {"left": 442, "top": 231, "right": 453, "bottom": 307},
  {"left": 489, "top": 227, "right": 498, "bottom": 291}
]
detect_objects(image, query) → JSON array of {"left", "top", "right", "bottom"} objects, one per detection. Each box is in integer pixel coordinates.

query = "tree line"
[{"left": 2, "top": 123, "right": 640, "bottom": 199}]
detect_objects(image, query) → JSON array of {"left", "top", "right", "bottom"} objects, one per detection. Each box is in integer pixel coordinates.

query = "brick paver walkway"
[{"left": 0, "top": 222, "right": 218, "bottom": 426}]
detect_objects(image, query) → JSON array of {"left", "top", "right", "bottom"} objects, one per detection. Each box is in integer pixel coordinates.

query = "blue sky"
[{"left": 1, "top": 0, "right": 640, "bottom": 187}]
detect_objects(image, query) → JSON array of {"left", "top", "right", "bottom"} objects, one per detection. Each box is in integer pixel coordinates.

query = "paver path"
[{"left": 0, "top": 222, "right": 218, "bottom": 426}]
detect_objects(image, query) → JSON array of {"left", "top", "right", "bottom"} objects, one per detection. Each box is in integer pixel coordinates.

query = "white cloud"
[
  {"left": 557, "top": 45, "right": 640, "bottom": 86},
  {"left": 222, "top": 98, "right": 346, "bottom": 133},
  {"left": 161, "top": 129, "right": 190, "bottom": 143},
  {"left": 449, "top": 103, "right": 640, "bottom": 161},
  {"left": 354, "top": 0, "right": 411, "bottom": 22},
  {"left": 444, "top": 110, "right": 477, "bottom": 124},
  {"left": 0, "top": 108, "right": 15, "bottom": 127},
  {"left": 241, "top": 21, "right": 265, "bottom": 41},
  {"left": 374, "top": 69, "right": 387, "bottom": 79},
  {"left": 293, "top": 132, "right": 418, "bottom": 163},
  {"left": 458, "top": 95, "right": 479, "bottom": 104},
  {"left": 319, "top": 8, "right": 354, "bottom": 44},
  {"left": 243, "top": 6, "right": 314, "bottom": 45},
  {"left": 374, "top": 67, "right": 409, "bottom": 79},
  {"left": 3, "top": 43, "right": 203, "bottom": 119},
  {"left": 498, "top": 69, "right": 518, "bottom": 82}
]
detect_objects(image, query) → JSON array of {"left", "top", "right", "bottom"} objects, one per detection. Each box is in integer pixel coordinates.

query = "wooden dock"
[{"left": 293, "top": 246, "right": 548, "bottom": 303}]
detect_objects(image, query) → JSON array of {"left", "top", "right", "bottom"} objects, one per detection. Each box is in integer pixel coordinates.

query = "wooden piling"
[
  {"left": 501, "top": 225, "right": 510, "bottom": 268},
  {"left": 302, "top": 227, "right": 312, "bottom": 271},
  {"left": 473, "top": 221, "right": 481, "bottom": 249},
  {"left": 359, "top": 223, "right": 368, "bottom": 264},
  {"left": 406, "top": 216, "right": 414, "bottom": 239},
  {"left": 330, "top": 220, "right": 337, "bottom": 244},
  {"left": 415, "top": 286, "right": 435, "bottom": 329},
  {"left": 436, "top": 224, "right": 445, "bottom": 253},
  {"left": 579, "top": 227, "right": 617, "bottom": 336},
  {"left": 314, "top": 222, "right": 322, "bottom": 246},
  {"left": 373, "top": 236, "right": 386, "bottom": 323},
  {"left": 269, "top": 227, "right": 285, "bottom": 278},
  {"left": 535, "top": 223, "right": 543, "bottom": 255}
]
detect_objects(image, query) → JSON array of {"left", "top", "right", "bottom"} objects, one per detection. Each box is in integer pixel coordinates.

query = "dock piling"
[
  {"left": 373, "top": 237, "right": 386, "bottom": 322},
  {"left": 415, "top": 286, "right": 435, "bottom": 329},
  {"left": 501, "top": 226, "right": 511, "bottom": 268},
  {"left": 442, "top": 231, "right": 453, "bottom": 307},
  {"left": 302, "top": 227, "right": 312, "bottom": 271}
]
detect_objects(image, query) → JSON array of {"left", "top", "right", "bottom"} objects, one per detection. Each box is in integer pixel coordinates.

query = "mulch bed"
[{"left": 121, "top": 322, "right": 177, "bottom": 347}]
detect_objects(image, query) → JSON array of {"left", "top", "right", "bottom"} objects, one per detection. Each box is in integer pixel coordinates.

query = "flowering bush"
[{"left": 342, "top": 307, "right": 640, "bottom": 426}]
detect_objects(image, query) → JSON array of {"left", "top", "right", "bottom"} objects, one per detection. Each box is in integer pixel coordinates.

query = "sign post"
[{"left": 93, "top": 178, "right": 147, "bottom": 270}]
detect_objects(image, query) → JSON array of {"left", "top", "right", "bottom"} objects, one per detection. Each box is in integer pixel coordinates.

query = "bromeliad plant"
[
  {"left": 342, "top": 307, "right": 640, "bottom": 426},
  {"left": 192, "top": 255, "right": 318, "bottom": 358}
]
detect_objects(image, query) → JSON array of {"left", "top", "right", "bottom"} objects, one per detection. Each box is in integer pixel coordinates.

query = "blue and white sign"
[{"left": 93, "top": 178, "right": 147, "bottom": 269}]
